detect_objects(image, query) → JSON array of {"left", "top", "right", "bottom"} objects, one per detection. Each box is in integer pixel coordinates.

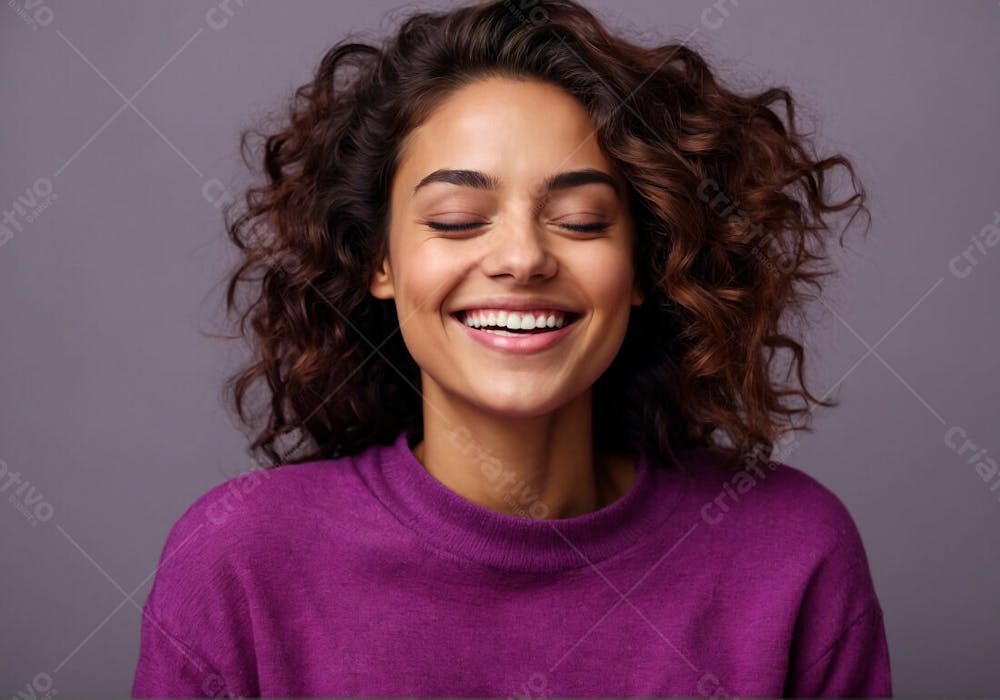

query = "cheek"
[
  {"left": 566, "top": 242, "right": 635, "bottom": 304},
  {"left": 395, "top": 241, "right": 466, "bottom": 313}
]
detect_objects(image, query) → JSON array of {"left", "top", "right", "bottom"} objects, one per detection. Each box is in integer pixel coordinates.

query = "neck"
[{"left": 411, "top": 378, "right": 631, "bottom": 519}]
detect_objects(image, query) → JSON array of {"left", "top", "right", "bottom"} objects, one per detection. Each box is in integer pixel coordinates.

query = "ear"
[{"left": 369, "top": 255, "right": 395, "bottom": 301}]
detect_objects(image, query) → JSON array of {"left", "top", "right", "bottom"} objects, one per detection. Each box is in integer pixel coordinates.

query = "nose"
[{"left": 479, "top": 219, "right": 557, "bottom": 283}]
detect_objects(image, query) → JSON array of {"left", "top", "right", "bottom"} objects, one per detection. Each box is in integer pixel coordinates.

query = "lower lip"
[{"left": 451, "top": 314, "right": 580, "bottom": 354}]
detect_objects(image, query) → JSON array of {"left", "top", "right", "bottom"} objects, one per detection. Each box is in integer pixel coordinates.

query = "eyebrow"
[{"left": 412, "top": 168, "right": 622, "bottom": 197}]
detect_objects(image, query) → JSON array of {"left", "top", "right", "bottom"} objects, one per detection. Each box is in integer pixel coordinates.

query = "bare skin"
[
  {"left": 411, "top": 440, "right": 636, "bottom": 515},
  {"left": 370, "top": 76, "right": 642, "bottom": 519}
]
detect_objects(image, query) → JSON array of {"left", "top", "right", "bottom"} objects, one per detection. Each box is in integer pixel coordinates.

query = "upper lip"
[{"left": 449, "top": 297, "right": 582, "bottom": 315}]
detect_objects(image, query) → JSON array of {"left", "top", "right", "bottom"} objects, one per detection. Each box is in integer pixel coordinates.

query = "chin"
[{"left": 473, "top": 389, "right": 575, "bottom": 418}]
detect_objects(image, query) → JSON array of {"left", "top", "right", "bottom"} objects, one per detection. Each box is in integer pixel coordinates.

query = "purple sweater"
[{"left": 132, "top": 429, "right": 892, "bottom": 697}]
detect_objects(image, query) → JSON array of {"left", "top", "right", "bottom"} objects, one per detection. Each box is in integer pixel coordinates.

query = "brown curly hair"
[{"left": 218, "top": 0, "right": 869, "bottom": 472}]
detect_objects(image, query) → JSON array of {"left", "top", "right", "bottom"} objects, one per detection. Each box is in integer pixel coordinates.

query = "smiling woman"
[
  {"left": 367, "top": 76, "right": 647, "bottom": 517},
  {"left": 132, "top": 0, "right": 889, "bottom": 697}
]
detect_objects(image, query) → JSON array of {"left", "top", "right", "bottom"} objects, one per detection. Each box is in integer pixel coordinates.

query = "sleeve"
[
  {"left": 783, "top": 494, "right": 893, "bottom": 697},
  {"left": 788, "top": 602, "right": 892, "bottom": 697},
  {"left": 130, "top": 490, "right": 257, "bottom": 698},
  {"left": 132, "top": 605, "right": 231, "bottom": 698}
]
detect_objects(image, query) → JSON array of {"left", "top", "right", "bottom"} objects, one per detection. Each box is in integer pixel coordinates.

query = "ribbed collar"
[{"left": 360, "top": 429, "right": 690, "bottom": 573}]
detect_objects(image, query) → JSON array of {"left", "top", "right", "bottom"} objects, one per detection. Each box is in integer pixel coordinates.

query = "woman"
[{"left": 132, "top": 0, "right": 891, "bottom": 696}]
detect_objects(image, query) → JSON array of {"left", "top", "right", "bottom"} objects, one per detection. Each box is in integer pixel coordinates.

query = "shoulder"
[
  {"left": 167, "top": 459, "right": 333, "bottom": 538},
  {"left": 667, "top": 447, "right": 887, "bottom": 667},
  {"left": 676, "top": 446, "right": 870, "bottom": 565},
  {"left": 145, "top": 452, "right": 368, "bottom": 611}
]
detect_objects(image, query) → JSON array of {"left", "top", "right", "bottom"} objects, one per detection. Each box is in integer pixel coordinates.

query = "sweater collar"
[{"left": 364, "top": 428, "right": 690, "bottom": 573}]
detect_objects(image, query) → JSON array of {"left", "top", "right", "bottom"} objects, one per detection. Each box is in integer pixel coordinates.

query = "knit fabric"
[{"left": 132, "top": 429, "right": 891, "bottom": 697}]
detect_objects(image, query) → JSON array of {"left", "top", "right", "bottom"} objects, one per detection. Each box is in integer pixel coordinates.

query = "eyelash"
[{"left": 424, "top": 221, "right": 610, "bottom": 233}]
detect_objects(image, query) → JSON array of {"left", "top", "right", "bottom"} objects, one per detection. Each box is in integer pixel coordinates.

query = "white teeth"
[
  {"left": 507, "top": 314, "right": 535, "bottom": 331},
  {"left": 458, "top": 309, "right": 571, "bottom": 331}
]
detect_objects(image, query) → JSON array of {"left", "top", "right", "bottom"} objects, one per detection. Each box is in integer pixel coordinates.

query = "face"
[{"left": 370, "top": 76, "right": 643, "bottom": 418}]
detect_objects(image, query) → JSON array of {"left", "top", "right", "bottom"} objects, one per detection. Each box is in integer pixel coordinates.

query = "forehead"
[{"left": 394, "top": 77, "right": 620, "bottom": 193}]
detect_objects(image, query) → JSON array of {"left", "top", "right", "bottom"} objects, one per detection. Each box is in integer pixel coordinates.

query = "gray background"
[{"left": 2, "top": 0, "right": 998, "bottom": 695}]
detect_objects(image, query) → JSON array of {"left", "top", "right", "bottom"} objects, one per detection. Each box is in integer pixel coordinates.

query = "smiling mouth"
[{"left": 450, "top": 310, "right": 582, "bottom": 335}]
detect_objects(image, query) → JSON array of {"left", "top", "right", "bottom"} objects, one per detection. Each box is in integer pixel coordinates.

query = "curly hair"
[{"left": 218, "top": 0, "right": 869, "bottom": 472}]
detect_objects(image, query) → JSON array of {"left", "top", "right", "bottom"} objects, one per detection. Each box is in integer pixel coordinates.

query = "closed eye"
[{"left": 424, "top": 221, "right": 610, "bottom": 233}]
